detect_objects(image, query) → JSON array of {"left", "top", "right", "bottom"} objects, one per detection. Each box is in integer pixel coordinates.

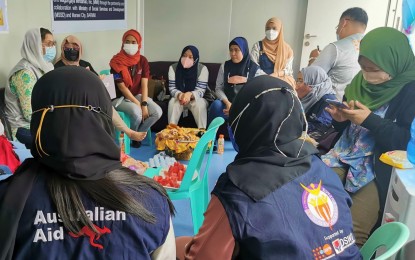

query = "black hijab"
[
  {"left": 0, "top": 66, "right": 121, "bottom": 259},
  {"left": 223, "top": 37, "right": 259, "bottom": 101},
  {"left": 227, "top": 75, "right": 318, "bottom": 201},
  {"left": 30, "top": 66, "right": 121, "bottom": 179},
  {"left": 175, "top": 45, "right": 200, "bottom": 92}
]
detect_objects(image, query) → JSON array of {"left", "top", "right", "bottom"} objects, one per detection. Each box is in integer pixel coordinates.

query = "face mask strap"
[
  {"left": 230, "top": 86, "right": 308, "bottom": 157},
  {"left": 32, "top": 104, "right": 110, "bottom": 157}
]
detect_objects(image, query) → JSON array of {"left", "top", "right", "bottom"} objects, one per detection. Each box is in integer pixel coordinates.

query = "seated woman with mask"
[
  {"left": 110, "top": 29, "right": 162, "bottom": 147},
  {"left": 54, "top": 35, "right": 98, "bottom": 75},
  {"left": 55, "top": 35, "right": 147, "bottom": 142},
  {"left": 177, "top": 76, "right": 361, "bottom": 259},
  {"left": 0, "top": 66, "right": 175, "bottom": 259},
  {"left": 208, "top": 37, "right": 259, "bottom": 125},
  {"left": 322, "top": 27, "right": 415, "bottom": 247},
  {"left": 295, "top": 66, "right": 336, "bottom": 145},
  {"left": 5, "top": 28, "right": 55, "bottom": 148},
  {"left": 168, "top": 45, "right": 209, "bottom": 129}
]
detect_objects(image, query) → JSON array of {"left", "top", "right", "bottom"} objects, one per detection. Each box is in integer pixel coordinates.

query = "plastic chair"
[
  {"left": 100, "top": 69, "right": 111, "bottom": 75},
  {"left": 396, "top": 239, "right": 415, "bottom": 260},
  {"left": 360, "top": 222, "right": 410, "bottom": 260},
  {"left": 169, "top": 117, "right": 224, "bottom": 234},
  {"left": 145, "top": 117, "right": 224, "bottom": 234}
]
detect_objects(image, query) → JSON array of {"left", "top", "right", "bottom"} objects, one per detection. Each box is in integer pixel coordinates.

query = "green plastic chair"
[
  {"left": 100, "top": 69, "right": 111, "bottom": 75},
  {"left": 360, "top": 222, "right": 410, "bottom": 260},
  {"left": 168, "top": 117, "right": 224, "bottom": 234},
  {"left": 144, "top": 117, "right": 225, "bottom": 234}
]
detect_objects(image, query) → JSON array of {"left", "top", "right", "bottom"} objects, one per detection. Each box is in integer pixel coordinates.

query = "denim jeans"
[
  {"left": 112, "top": 94, "right": 162, "bottom": 132},
  {"left": 208, "top": 100, "right": 228, "bottom": 126}
]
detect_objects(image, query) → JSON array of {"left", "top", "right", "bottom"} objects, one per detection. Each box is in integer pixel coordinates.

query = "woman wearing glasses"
[{"left": 4, "top": 28, "right": 56, "bottom": 148}]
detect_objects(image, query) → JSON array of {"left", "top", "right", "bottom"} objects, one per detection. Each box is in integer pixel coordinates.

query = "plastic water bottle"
[
  {"left": 217, "top": 134, "right": 225, "bottom": 154},
  {"left": 119, "top": 132, "right": 125, "bottom": 154},
  {"left": 407, "top": 118, "right": 415, "bottom": 165}
]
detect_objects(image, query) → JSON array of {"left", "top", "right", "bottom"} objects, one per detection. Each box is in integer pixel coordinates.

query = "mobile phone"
[{"left": 326, "top": 99, "right": 349, "bottom": 109}]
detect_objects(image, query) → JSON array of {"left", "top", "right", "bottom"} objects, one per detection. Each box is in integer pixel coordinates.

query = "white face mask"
[
  {"left": 123, "top": 43, "right": 139, "bottom": 55},
  {"left": 362, "top": 70, "right": 392, "bottom": 85},
  {"left": 265, "top": 29, "right": 279, "bottom": 41}
]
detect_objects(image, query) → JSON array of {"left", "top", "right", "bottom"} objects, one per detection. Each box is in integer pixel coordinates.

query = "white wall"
[
  {"left": 0, "top": 0, "right": 143, "bottom": 88},
  {"left": 144, "top": 0, "right": 307, "bottom": 74}
]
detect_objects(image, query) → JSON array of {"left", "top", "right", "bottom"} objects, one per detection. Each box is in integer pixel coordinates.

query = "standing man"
[{"left": 312, "top": 7, "right": 368, "bottom": 100}]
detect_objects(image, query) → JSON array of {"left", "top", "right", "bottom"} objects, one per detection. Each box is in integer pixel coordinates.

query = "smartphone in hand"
[{"left": 326, "top": 99, "right": 349, "bottom": 109}]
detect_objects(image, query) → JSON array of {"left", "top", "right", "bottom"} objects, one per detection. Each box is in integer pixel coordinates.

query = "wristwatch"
[{"left": 141, "top": 101, "right": 148, "bottom": 107}]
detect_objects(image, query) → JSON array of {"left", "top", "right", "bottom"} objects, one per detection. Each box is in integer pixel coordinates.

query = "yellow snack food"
[{"left": 379, "top": 150, "right": 413, "bottom": 169}]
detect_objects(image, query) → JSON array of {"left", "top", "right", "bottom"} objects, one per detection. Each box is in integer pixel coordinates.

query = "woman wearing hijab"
[
  {"left": 208, "top": 37, "right": 260, "bottom": 125},
  {"left": 110, "top": 29, "right": 162, "bottom": 147},
  {"left": 296, "top": 66, "right": 336, "bottom": 142},
  {"left": 54, "top": 35, "right": 97, "bottom": 75},
  {"left": 250, "top": 17, "right": 296, "bottom": 87},
  {"left": 322, "top": 27, "right": 415, "bottom": 247},
  {"left": 176, "top": 76, "right": 361, "bottom": 259},
  {"left": 55, "top": 35, "right": 147, "bottom": 142},
  {"left": 168, "top": 45, "right": 209, "bottom": 129},
  {"left": 0, "top": 66, "right": 175, "bottom": 259},
  {"left": 4, "top": 28, "right": 56, "bottom": 148}
]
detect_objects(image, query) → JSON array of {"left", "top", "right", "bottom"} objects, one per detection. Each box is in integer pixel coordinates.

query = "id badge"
[{"left": 183, "top": 108, "right": 189, "bottom": 118}]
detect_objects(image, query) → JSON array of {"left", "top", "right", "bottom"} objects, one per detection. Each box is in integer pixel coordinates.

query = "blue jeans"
[
  {"left": 16, "top": 127, "right": 32, "bottom": 149},
  {"left": 208, "top": 100, "right": 228, "bottom": 126}
]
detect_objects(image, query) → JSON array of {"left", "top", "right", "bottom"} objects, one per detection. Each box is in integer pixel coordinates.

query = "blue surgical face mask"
[{"left": 43, "top": 46, "right": 56, "bottom": 62}]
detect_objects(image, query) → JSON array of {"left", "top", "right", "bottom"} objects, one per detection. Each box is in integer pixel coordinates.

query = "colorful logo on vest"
[
  {"left": 69, "top": 224, "right": 111, "bottom": 250},
  {"left": 301, "top": 180, "right": 338, "bottom": 230},
  {"left": 312, "top": 243, "right": 335, "bottom": 260}
]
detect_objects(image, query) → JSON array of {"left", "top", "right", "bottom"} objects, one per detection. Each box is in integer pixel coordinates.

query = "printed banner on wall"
[
  {"left": 0, "top": 0, "right": 9, "bottom": 33},
  {"left": 51, "top": 0, "right": 127, "bottom": 33}
]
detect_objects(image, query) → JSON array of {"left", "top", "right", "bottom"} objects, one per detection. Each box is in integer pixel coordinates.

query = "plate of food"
[{"left": 152, "top": 162, "right": 197, "bottom": 190}]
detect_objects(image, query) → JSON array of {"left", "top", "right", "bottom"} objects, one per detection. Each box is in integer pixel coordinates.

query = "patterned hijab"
[
  {"left": 300, "top": 66, "right": 335, "bottom": 112},
  {"left": 345, "top": 27, "right": 415, "bottom": 110}
]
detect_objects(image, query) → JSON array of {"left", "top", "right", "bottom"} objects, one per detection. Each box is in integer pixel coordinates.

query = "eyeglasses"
[{"left": 43, "top": 41, "right": 56, "bottom": 48}]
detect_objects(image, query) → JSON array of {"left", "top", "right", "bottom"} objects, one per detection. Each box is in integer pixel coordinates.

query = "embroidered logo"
[
  {"left": 312, "top": 243, "right": 335, "bottom": 260},
  {"left": 301, "top": 180, "right": 339, "bottom": 230},
  {"left": 331, "top": 232, "right": 356, "bottom": 255},
  {"left": 69, "top": 224, "right": 111, "bottom": 250}
]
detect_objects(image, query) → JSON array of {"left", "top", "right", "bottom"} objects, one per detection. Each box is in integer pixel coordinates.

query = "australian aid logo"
[{"left": 301, "top": 180, "right": 339, "bottom": 230}]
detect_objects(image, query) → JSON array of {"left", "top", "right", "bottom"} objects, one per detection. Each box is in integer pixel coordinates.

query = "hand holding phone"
[{"left": 326, "top": 99, "right": 349, "bottom": 109}]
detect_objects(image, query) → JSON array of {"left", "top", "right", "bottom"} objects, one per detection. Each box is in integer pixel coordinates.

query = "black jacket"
[{"left": 333, "top": 81, "right": 415, "bottom": 219}]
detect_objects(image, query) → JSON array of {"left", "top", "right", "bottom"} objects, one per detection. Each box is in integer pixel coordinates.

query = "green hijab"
[{"left": 345, "top": 27, "right": 415, "bottom": 110}]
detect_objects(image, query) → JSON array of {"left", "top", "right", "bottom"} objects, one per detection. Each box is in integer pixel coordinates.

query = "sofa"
[{"left": 148, "top": 61, "right": 226, "bottom": 135}]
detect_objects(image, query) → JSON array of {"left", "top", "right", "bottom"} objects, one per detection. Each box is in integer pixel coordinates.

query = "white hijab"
[{"left": 20, "top": 28, "right": 54, "bottom": 73}]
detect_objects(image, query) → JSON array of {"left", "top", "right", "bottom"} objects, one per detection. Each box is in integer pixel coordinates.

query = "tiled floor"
[{"left": 130, "top": 136, "right": 237, "bottom": 236}]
